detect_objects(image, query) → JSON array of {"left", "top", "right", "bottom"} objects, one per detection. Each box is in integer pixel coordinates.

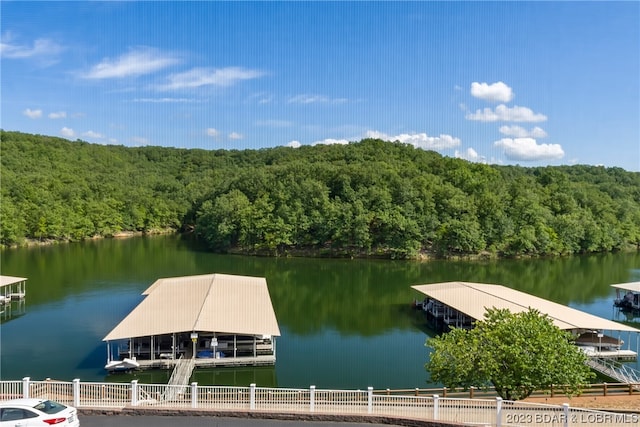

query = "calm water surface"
[{"left": 1, "top": 235, "right": 639, "bottom": 389}]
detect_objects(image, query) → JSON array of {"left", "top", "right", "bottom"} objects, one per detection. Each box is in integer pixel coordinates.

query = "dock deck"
[
  {"left": 0, "top": 276, "right": 27, "bottom": 304},
  {"left": 130, "top": 354, "right": 277, "bottom": 370}
]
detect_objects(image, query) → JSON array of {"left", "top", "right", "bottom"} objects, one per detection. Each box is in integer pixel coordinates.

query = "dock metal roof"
[
  {"left": 103, "top": 273, "right": 281, "bottom": 341},
  {"left": 412, "top": 281, "right": 639, "bottom": 333},
  {"left": 611, "top": 282, "right": 640, "bottom": 293},
  {"left": 0, "top": 276, "right": 27, "bottom": 288}
]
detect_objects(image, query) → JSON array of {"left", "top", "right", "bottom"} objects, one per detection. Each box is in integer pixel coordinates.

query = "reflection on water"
[
  {"left": 0, "top": 300, "right": 26, "bottom": 324},
  {"left": 1, "top": 235, "right": 639, "bottom": 389}
]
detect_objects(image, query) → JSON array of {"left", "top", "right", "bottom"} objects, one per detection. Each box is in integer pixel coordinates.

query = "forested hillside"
[{"left": 1, "top": 130, "right": 639, "bottom": 258}]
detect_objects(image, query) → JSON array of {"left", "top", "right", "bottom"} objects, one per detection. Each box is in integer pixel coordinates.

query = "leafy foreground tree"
[{"left": 425, "top": 308, "right": 595, "bottom": 400}]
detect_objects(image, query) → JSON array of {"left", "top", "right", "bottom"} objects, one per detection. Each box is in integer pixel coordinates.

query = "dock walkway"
[
  {"left": 161, "top": 356, "right": 195, "bottom": 402},
  {"left": 585, "top": 357, "right": 640, "bottom": 389}
]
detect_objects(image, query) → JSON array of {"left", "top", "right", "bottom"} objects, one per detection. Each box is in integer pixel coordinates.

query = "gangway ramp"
[
  {"left": 585, "top": 357, "right": 640, "bottom": 389},
  {"left": 161, "top": 355, "right": 195, "bottom": 401}
]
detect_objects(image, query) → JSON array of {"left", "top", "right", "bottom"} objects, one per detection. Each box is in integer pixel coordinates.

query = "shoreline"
[{"left": 4, "top": 232, "right": 638, "bottom": 261}]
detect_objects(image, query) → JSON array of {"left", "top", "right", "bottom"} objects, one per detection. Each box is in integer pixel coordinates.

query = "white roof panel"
[
  {"left": 104, "top": 274, "right": 280, "bottom": 341},
  {"left": 611, "top": 282, "right": 640, "bottom": 293},
  {"left": 412, "top": 281, "right": 639, "bottom": 333}
]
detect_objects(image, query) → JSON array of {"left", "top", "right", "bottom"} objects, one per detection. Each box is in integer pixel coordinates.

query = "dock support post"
[
  {"left": 367, "top": 387, "right": 373, "bottom": 414},
  {"left": 433, "top": 394, "right": 439, "bottom": 420},
  {"left": 250, "top": 383, "right": 256, "bottom": 410},
  {"left": 310, "top": 385, "right": 315, "bottom": 412},
  {"left": 73, "top": 379, "right": 80, "bottom": 408},
  {"left": 131, "top": 380, "right": 138, "bottom": 406},
  {"left": 22, "top": 377, "right": 30, "bottom": 399},
  {"left": 495, "top": 397, "right": 502, "bottom": 427},
  {"left": 191, "top": 382, "right": 198, "bottom": 408}
]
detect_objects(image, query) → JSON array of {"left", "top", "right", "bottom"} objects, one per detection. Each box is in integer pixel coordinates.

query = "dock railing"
[{"left": 1, "top": 378, "right": 639, "bottom": 427}]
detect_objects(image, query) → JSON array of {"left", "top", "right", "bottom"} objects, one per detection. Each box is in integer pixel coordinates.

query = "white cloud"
[
  {"left": 1, "top": 33, "right": 64, "bottom": 59},
  {"left": 287, "top": 140, "right": 301, "bottom": 148},
  {"left": 494, "top": 138, "right": 564, "bottom": 161},
  {"left": 82, "top": 47, "right": 179, "bottom": 79},
  {"left": 23, "top": 108, "right": 42, "bottom": 119},
  {"left": 48, "top": 111, "right": 67, "bottom": 119},
  {"left": 228, "top": 132, "right": 243, "bottom": 140},
  {"left": 206, "top": 128, "right": 220, "bottom": 137},
  {"left": 288, "top": 94, "right": 348, "bottom": 104},
  {"left": 365, "top": 130, "right": 461, "bottom": 150},
  {"left": 455, "top": 147, "right": 487, "bottom": 163},
  {"left": 466, "top": 104, "right": 547, "bottom": 122},
  {"left": 82, "top": 130, "right": 104, "bottom": 139},
  {"left": 312, "top": 138, "right": 350, "bottom": 145},
  {"left": 470, "top": 81, "right": 514, "bottom": 103},
  {"left": 499, "top": 125, "right": 548, "bottom": 138},
  {"left": 157, "top": 67, "right": 263, "bottom": 90},
  {"left": 60, "top": 127, "right": 75, "bottom": 138}
]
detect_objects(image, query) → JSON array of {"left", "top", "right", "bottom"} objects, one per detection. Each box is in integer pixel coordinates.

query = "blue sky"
[{"left": 2, "top": 2, "right": 639, "bottom": 171}]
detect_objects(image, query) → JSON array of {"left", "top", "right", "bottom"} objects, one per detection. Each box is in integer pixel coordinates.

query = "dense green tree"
[
  {"left": 425, "top": 308, "right": 595, "bottom": 400},
  {"left": 1, "top": 130, "right": 638, "bottom": 258}
]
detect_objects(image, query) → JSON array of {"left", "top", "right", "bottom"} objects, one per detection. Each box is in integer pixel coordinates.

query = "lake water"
[{"left": 1, "top": 235, "right": 639, "bottom": 390}]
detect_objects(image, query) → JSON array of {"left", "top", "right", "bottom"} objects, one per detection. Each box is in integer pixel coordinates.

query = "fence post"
[
  {"left": 470, "top": 386, "right": 475, "bottom": 399},
  {"left": 22, "top": 377, "right": 30, "bottom": 399},
  {"left": 563, "top": 403, "right": 570, "bottom": 427},
  {"left": 191, "top": 382, "right": 198, "bottom": 408},
  {"left": 249, "top": 383, "right": 256, "bottom": 410},
  {"left": 495, "top": 397, "right": 502, "bottom": 427},
  {"left": 309, "top": 385, "right": 316, "bottom": 413},
  {"left": 603, "top": 382, "right": 607, "bottom": 396},
  {"left": 73, "top": 379, "right": 80, "bottom": 408},
  {"left": 433, "top": 394, "right": 439, "bottom": 420},
  {"left": 367, "top": 387, "right": 373, "bottom": 414},
  {"left": 131, "top": 380, "right": 138, "bottom": 406}
]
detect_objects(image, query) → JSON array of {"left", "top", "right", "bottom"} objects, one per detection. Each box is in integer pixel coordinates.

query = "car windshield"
[{"left": 33, "top": 400, "right": 66, "bottom": 414}]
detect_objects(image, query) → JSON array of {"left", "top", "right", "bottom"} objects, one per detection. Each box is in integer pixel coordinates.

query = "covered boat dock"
[
  {"left": 0, "top": 275, "right": 27, "bottom": 304},
  {"left": 412, "top": 281, "right": 640, "bottom": 361},
  {"left": 612, "top": 281, "right": 640, "bottom": 312},
  {"left": 103, "top": 273, "right": 281, "bottom": 372}
]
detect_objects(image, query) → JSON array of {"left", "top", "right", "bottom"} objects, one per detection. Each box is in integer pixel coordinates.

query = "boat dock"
[
  {"left": 103, "top": 273, "right": 281, "bottom": 374},
  {"left": 412, "top": 281, "right": 640, "bottom": 361},
  {"left": 0, "top": 276, "right": 27, "bottom": 304}
]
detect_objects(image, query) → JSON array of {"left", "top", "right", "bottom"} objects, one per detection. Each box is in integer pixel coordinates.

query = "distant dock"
[
  {"left": 412, "top": 281, "right": 640, "bottom": 361},
  {"left": 0, "top": 275, "right": 27, "bottom": 304}
]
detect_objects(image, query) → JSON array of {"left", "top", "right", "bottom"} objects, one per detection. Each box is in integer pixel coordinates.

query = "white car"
[{"left": 0, "top": 398, "right": 79, "bottom": 426}]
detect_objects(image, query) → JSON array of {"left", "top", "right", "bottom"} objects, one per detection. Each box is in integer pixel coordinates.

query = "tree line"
[{"left": 1, "top": 130, "right": 639, "bottom": 258}]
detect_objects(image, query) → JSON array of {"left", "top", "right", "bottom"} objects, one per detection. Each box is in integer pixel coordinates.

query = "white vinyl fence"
[{"left": 1, "top": 378, "right": 638, "bottom": 427}]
